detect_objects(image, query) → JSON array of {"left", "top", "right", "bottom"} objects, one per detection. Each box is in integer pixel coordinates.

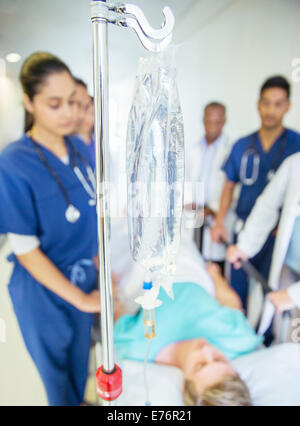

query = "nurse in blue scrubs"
[
  {"left": 211, "top": 76, "right": 300, "bottom": 315},
  {"left": 0, "top": 52, "right": 100, "bottom": 405}
]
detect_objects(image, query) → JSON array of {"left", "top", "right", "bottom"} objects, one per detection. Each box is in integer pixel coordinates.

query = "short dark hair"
[
  {"left": 260, "top": 76, "right": 290, "bottom": 99},
  {"left": 73, "top": 77, "right": 87, "bottom": 89},
  {"left": 204, "top": 102, "right": 226, "bottom": 114}
]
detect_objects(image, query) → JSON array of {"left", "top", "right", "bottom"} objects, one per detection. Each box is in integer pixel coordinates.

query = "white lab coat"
[
  {"left": 185, "top": 133, "right": 236, "bottom": 260},
  {"left": 237, "top": 153, "right": 300, "bottom": 334},
  {"left": 187, "top": 134, "right": 229, "bottom": 208}
]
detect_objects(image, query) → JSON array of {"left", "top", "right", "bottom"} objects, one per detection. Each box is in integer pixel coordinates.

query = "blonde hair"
[{"left": 183, "top": 375, "right": 252, "bottom": 406}]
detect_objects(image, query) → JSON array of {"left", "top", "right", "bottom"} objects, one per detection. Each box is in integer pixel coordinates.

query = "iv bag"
[{"left": 126, "top": 50, "right": 184, "bottom": 298}]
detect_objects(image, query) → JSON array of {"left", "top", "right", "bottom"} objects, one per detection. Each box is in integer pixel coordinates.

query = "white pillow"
[
  {"left": 117, "top": 359, "right": 184, "bottom": 406},
  {"left": 116, "top": 343, "right": 300, "bottom": 406},
  {"left": 232, "top": 343, "right": 300, "bottom": 406}
]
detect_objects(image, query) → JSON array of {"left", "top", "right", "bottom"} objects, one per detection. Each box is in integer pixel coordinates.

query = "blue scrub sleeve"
[
  {"left": 222, "top": 143, "right": 240, "bottom": 183},
  {"left": 0, "top": 164, "right": 38, "bottom": 235}
]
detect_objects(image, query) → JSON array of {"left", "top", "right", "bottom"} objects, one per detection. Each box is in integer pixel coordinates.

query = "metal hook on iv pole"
[
  {"left": 113, "top": 3, "right": 175, "bottom": 40},
  {"left": 91, "top": 1, "right": 175, "bottom": 52},
  {"left": 118, "top": 17, "right": 172, "bottom": 53}
]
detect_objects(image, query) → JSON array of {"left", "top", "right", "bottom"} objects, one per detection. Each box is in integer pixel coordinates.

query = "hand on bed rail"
[
  {"left": 268, "top": 289, "right": 295, "bottom": 313},
  {"left": 226, "top": 244, "right": 249, "bottom": 270},
  {"left": 221, "top": 239, "right": 271, "bottom": 295},
  {"left": 224, "top": 241, "right": 296, "bottom": 314},
  {"left": 210, "top": 222, "right": 228, "bottom": 244}
]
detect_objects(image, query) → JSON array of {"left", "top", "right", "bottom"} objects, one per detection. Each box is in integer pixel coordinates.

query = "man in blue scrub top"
[{"left": 211, "top": 76, "right": 300, "bottom": 322}]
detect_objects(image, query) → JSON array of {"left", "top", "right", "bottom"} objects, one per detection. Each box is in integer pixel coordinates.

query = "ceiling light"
[{"left": 6, "top": 53, "right": 21, "bottom": 63}]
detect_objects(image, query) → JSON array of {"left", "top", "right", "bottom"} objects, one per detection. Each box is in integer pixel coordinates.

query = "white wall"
[
  {"left": 176, "top": 0, "right": 300, "bottom": 155},
  {"left": 2, "top": 1, "right": 299, "bottom": 166},
  {"left": 0, "top": 76, "right": 23, "bottom": 149},
  {"left": 105, "top": 0, "right": 300, "bottom": 199}
]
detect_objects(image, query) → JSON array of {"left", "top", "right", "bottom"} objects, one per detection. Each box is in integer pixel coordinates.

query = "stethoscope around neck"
[
  {"left": 30, "top": 135, "right": 96, "bottom": 223},
  {"left": 239, "top": 130, "right": 287, "bottom": 186}
]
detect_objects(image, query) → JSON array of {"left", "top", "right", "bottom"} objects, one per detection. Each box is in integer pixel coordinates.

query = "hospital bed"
[
  {"left": 116, "top": 343, "right": 300, "bottom": 406},
  {"left": 88, "top": 219, "right": 300, "bottom": 406}
]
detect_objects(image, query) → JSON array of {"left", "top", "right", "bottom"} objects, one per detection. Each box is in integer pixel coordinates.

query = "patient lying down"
[{"left": 112, "top": 260, "right": 263, "bottom": 406}]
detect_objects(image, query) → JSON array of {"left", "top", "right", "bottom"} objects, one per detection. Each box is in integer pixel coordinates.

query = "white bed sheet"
[
  {"left": 110, "top": 220, "right": 300, "bottom": 406},
  {"left": 116, "top": 343, "right": 300, "bottom": 406}
]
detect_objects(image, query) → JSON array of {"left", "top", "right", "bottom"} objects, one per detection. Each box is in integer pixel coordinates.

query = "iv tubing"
[{"left": 143, "top": 339, "right": 152, "bottom": 405}]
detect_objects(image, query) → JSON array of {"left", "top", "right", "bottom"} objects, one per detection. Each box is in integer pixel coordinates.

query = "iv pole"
[{"left": 90, "top": 0, "right": 174, "bottom": 403}]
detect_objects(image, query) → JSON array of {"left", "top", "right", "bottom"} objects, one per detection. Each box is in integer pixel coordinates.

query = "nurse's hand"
[
  {"left": 80, "top": 290, "right": 101, "bottom": 313},
  {"left": 93, "top": 256, "right": 99, "bottom": 271},
  {"left": 204, "top": 206, "right": 215, "bottom": 219},
  {"left": 268, "top": 289, "right": 295, "bottom": 313},
  {"left": 226, "top": 245, "right": 248, "bottom": 269},
  {"left": 210, "top": 223, "right": 227, "bottom": 243}
]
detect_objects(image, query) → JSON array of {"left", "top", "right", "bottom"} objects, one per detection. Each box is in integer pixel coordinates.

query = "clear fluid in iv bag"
[{"left": 127, "top": 52, "right": 184, "bottom": 283}]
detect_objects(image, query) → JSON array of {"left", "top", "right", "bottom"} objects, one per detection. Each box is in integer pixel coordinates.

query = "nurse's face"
[
  {"left": 72, "top": 84, "right": 91, "bottom": 133},
  {"left": 203, "top": 106, "right": 226, "bottom": 143},
  {"left": 183, "top": 340, "right": 236, "bottom": 396},
  {"left": 24, "top": 71, "right": 77, "bottom": 136},
  {"left": 258, "top": 87, "right": 290, "bottom": 130},
  {"left": 81, "top": 98, "right": 94, "bottom": 135}
]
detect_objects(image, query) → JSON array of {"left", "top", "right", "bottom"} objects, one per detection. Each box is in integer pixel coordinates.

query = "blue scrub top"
[
  {"left": 0, "top": 134, "right": 98, "bottom": 302},
  {"left": 114, "top": 282, "right": 262, "bottom": 362},
  {"left": 222, "top": 129, "right": 300, "bottom": 221}
]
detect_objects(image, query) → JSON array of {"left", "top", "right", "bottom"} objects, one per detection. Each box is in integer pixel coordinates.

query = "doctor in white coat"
[
  {"left": 227, "top": 152, "right": 300, "bottom": 338},
  {"left": 185, "top": 102, "right": 234, "bottom": 263}
]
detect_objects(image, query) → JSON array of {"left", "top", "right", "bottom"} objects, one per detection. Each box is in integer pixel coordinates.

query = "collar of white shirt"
[{"left": 200, "top": 133, "right": 224, "bottom": 149}]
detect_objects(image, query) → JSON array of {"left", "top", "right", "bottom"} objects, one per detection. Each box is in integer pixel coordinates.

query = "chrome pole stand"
[{"left": 90, "top": 0, "right": 174, "bottom": 403}]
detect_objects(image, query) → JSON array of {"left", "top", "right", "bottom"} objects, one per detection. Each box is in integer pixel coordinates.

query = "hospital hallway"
[
  {"left": 1, "top": 0, "right": 300, "bottom": 408},
  {"left": 0, "top": 238, "right": 47, "bottom": 405}
]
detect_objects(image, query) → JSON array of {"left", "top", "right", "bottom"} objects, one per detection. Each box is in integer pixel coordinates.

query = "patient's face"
[{"left": 183, "top": 341, "right": 236, "bottom": 395}]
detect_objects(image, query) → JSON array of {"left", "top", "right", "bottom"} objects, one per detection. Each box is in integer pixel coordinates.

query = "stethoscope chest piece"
[
  {"left": 240, "top": 131, "right": 287, "bottom": 186},
  {"left": 240, "top": 147, "right": 260, "bottom": 186},
  {"left": 65, "top": 204, "right": 81, "bottom": 223}
]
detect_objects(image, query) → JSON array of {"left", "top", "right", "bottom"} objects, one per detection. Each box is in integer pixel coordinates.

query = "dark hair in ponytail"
[{"left": 19, "top": 52, "right": 72, "bottom": 132}]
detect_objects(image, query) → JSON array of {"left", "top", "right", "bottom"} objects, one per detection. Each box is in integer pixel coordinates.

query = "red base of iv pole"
[{"left": 96, "top": 364, "right": 122, "bottom": 401}]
